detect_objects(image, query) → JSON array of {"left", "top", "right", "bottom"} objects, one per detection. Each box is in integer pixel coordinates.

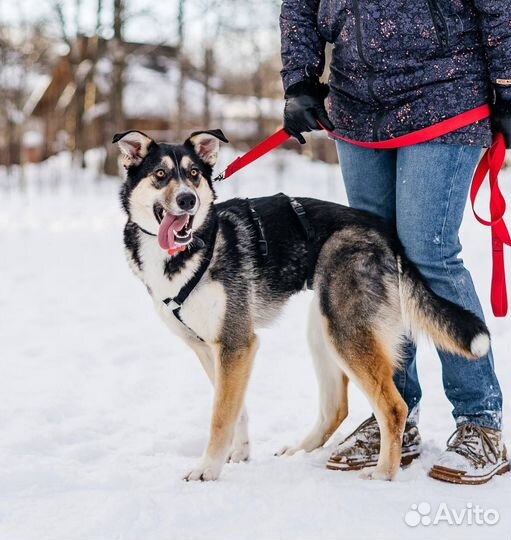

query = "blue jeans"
[{"left": 336, "top": 141, "right": 503, "bottom": 431}]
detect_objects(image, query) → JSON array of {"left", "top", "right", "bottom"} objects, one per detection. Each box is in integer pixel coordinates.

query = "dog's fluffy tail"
[{"left": 398, "top": 256, "right": 490, "bottom": 359}]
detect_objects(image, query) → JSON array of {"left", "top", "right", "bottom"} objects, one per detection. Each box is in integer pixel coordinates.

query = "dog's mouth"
[{"left": 154, "top": 202, "right": 194, "bottom": 251}]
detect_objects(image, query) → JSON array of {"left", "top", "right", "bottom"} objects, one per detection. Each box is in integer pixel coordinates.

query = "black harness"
[
  {"left": 161, "top": 223, "right": 217, "bottom": 343},
  {"left": 246, "top": 196, "right": 316, "bottom": 289},
  {"left": 133, "top": 222, "right": 214, "bottom": 342},
  {"left": 247, "top": 199, "right": 269, "bottom": 258},
  {"left": 140, "top": 196, "right": 316, "bottom": 342},
  {"left": 288, "top": 197, "right": 316, "bottom": 290}
]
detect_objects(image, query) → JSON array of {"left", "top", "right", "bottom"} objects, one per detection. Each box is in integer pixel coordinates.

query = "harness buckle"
[
  {"left": 247, "top": 200, "right": 269, "bottom": 259},
  {"left": 290, "top": 198, "right": 306, "bottom": 216},
  {"left": 163, "top": 297, "right": 182, "bottom": 310},
  {"left": 258, "top": 239, "right": 269, "bottom": 257}
]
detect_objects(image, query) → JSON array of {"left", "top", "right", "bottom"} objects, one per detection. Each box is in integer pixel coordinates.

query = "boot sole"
[
  {"left": 428, "top": 461, "right": 510, "bottom": 485},
  {"left": 326, "top": 450, "right": 420, "bottom": 471}
]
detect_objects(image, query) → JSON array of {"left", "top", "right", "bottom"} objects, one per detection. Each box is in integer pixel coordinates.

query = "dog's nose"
[{"left": 176, "top": 192, "right": 197, "bottom": 212}]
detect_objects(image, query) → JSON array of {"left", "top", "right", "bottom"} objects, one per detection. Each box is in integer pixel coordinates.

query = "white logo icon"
[{"left": 404, "top": 502, "right": 432, "bottom": 527}]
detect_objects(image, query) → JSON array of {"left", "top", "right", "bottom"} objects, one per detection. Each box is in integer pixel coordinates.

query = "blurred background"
[{"left": 0, "top": 0, "right": 338, "bottom": 189}]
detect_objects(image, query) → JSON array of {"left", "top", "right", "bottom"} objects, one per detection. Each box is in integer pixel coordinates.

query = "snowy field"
[{"left": 0, "top": 147, "right": 510, "bottom": 540}]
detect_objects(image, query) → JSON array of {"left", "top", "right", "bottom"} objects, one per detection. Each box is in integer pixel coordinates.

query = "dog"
[{"left": 114, "top": 128, "right": 490, "bottom": 482}]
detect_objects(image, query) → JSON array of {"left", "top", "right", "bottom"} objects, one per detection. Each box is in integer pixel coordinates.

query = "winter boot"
[
  {"left": 429, "top": 423, "right": 510, "bottom": 484},
  {"left": 326, "top": 415, "right": 421, "bottom": 471}
]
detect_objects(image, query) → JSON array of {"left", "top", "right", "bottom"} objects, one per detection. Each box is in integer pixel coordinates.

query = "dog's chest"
[{"left": 132, "top": 236, "right": 226, "bottom": 342}]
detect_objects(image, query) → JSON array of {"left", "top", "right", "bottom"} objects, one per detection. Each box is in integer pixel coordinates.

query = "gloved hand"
[
  {"left": 491, "top": 88, "right": 511, "bottom": 148},
  {"left": 284, "top": 80, "right": 334, "bottom": 144}
]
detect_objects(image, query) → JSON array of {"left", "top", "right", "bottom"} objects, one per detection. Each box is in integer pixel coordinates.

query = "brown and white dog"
[{"left": 115, "top": 129, "right": 490, "bottom": 481}]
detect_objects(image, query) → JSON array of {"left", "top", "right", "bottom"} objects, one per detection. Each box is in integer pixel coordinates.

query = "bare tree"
[
  {"left": 0, "top": 11, "right": 52, "bottom": 168},
  {"left": 175, "top": 0, "right": 187, "bottom": 139},
  {"left": 51, "top": 0, "right": 89, "bottom": 166},
  {"left": 203, "top": 46, "right": 214, "bottom": 127},
  {"left": 104, "top": 0, "right": 126, "bottom": 176}
]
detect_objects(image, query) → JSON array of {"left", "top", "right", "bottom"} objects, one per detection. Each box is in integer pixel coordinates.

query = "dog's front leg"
[
  {"left": 184, "top": 335, "right": 258, "bottom": 481},
  {"left": 185, "top": 337, "right": 251, "bottom": 463}
]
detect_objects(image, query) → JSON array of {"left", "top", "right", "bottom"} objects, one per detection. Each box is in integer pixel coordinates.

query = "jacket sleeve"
[
  {"left": 472, "top": 0, "right": 511, "bottom": 99},
  {"left": 280, "top": 0, "right": 326, "bottom": 92}
]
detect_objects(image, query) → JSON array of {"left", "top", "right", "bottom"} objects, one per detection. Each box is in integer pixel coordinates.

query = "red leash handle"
[
  {"left": 318, "top": 104, "right": 509, "bottom": 316},
  {"left": 470, "top": 132, "right": 510, "bottom": 317}
]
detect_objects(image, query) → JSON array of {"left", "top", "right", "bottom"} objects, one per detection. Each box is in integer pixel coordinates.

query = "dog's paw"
[
  {"left": 360, "top": 468, "right": 394, "bottom": 481},
  {"left": 227, "top": 441, "right": 250, "bottom": 463},
  {"left": 183, "top": 460, "right": 223, "bottom": 482},
  {"left": 274, "top": 445, "right": 302, "bottom": 457}
]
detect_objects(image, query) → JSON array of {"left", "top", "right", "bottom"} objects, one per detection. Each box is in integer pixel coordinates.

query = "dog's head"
[{"left": 114, "top": 129, "right": 228, "bottom": 251}]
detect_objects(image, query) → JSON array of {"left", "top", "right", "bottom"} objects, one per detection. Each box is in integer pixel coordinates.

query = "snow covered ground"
[{"left": 0, "top": 148, "right": 510, "bottom": 540}]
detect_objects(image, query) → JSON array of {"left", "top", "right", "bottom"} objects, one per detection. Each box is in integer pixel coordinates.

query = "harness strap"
[
  {"left": 245, "top": 195, "right": 316, "bottom": 288},
  {"left": 288, "top": 197, "right": 316, "bottom": 290},
  {"left": 136, "top": 224, "right": 157, "bottom": 236},
  {"left": 162, "top": 225, "right": 217, "bottom": 342},
  {"left": 246, "top": 199, "right": 269, "bottom": 258}
]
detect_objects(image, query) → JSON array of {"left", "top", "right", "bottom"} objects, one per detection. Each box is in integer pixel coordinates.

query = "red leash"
[
  {"left": 318, "top": 104, "right": 492, "bottom": 149},
  {"left": 470, "top": 132, "right": 510, "bottom": 317},
  {"left": 214, "top": 104, "right": 509, "bottom": 317},
  {"left": 214, "top": 128, "right": 291, "bottom": 181}
]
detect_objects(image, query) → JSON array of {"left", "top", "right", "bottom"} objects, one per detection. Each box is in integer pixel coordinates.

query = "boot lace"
[{"left": 446, "top": 424, "right": 498, "bottom": 467}]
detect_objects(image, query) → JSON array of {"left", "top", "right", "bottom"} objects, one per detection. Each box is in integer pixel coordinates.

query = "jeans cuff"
[
  {"left": 406, "top": 404, "right": 420, "bottom": 426},
  {"left": 455, "top": 412, "right": 502, "bottom": 431}
]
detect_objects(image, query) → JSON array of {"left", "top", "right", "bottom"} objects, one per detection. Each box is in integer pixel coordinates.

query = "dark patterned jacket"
[{"left": 280, "top": 0, "right": 511, "bottom": 146}]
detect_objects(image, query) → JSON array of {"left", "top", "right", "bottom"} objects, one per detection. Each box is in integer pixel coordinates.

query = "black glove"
[
  {"left": 283, "top": 80, "right": 334, "bottom": 144},
  {"left": 491, "top": 88, "right": 511, "bottom": 148}
]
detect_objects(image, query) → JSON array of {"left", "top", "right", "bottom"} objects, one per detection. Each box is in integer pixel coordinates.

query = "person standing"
[{"left": 280, "top": 0, "right": 510, "bottom": 484}]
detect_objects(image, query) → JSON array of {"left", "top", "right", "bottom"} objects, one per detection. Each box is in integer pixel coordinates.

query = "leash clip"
[
  {"left": 212, "top": 170, "right": 226, "bottom": 183},
  {"left": 289, "top": 198, "right": 306, "bottom": 217}
]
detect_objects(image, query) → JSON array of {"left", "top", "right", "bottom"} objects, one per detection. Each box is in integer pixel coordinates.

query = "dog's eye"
[
  {"left": 154, "top": 168, "right": 166, "bottom": 179},
  {"left": 190, "top": 167, "right": 199, "bottom": 178}
]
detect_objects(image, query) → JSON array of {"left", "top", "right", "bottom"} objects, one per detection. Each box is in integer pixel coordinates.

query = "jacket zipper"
[
  {"left": 426, "top": 0, "right": 449, "bottom": 54},
  {"left": 372, "top": 109, "right": 385, "bottom": 141},
  {"left": 351, "top": 0, "right": 371, "bottom": 69},
  {"left": 352, "top": 0, "right": 384, "bottom": 140}
]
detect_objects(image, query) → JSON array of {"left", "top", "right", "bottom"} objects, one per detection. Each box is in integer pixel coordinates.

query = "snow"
[
  {"left": 21, "top": 131, "right": 44, "bottom": 148},
  {"left": 0, "top": 147, "right": 510, "bottom": 540}
]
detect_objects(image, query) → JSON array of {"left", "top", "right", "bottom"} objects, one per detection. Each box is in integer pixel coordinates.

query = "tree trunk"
[
  {"left": 175, "top": 0, "right": 186, "bottom": 139},
  {"left": 74, "top": 57, "right": 88, "bottom": 168},
  {"left": 104, "top": 0, "right": 125, "bottom": 176},
  {"left": 252, "top": 45, "right": 264, "bottom": 138},
  {"left": 203, "top": 47, "right": 214, "bottom": 127}
]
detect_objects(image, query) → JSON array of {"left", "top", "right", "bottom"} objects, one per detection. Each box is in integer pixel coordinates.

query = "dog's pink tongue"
[{"left": 158, "top": 213, "right": 188, "bottom": 250}]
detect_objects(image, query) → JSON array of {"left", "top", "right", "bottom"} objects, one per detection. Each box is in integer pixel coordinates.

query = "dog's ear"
[
  {"left": 112, "top": 130, "right": 155, "bottom": 167},
  {"left": 186, "top": 129, "right": 229, "bottom": 166}
]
